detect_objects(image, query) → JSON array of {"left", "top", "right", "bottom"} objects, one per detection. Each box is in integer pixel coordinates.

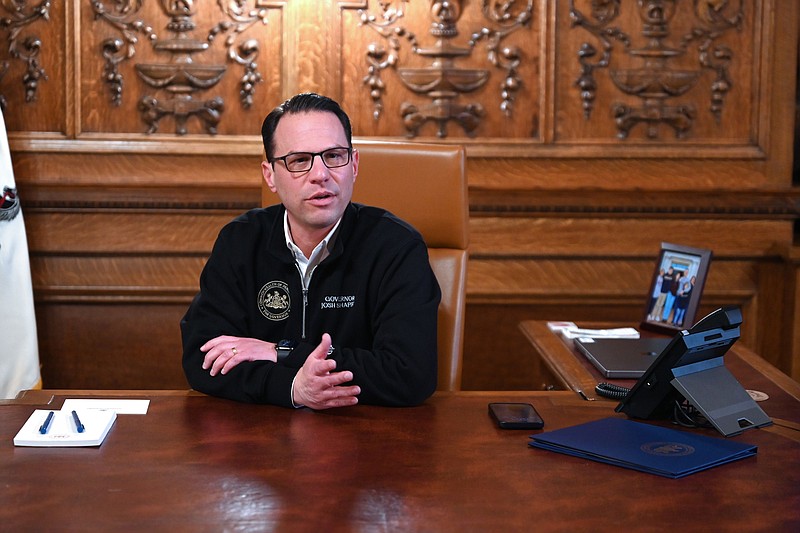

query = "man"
[
  {"left": 661, "top": 271, "right": 681, "bottom": 324},
  {"left": 672, "top": 276, "right": 694, "bottom": 327},
  {"left": 181, "top": 93, "right": 441, "bottom": 409},
  {"left": 651, "top": 266, "right": 674, "bottom": 322}
]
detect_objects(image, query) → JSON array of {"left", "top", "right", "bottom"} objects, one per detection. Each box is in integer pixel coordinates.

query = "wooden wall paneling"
[
  {"left": 758, "top": 0, "right": 799, "bottom": 182},
  {"left": 338, "top": 0, "right": 540, "bottom": 140},
  {"left": 78, "top": 1, "right": 285, "bottom": 136},
  {"left": 36, "top": 302, "right": 191, "bottom": 389},
  {"left": 23, "top": 180, "right": 259, "bottom": 390},
  {"left": 469, "top": 218, "right": 791, "bottom": 257},
  {"left": 20, "top": 175, "right": 262, "bottom": 392},
  {"left": 754, "top": 254, "right": 792, "bottom": 379},
  {"left": 11, "top": 150, "right": 264, "bottom": 187},
  {"left": 555, "top": 1, "right": 757, "bottom": 143},
  {"left": 30, "top": 255, "right": 206, "bottom": 299},
  {"left": 0, "top": 0, "right": 67, "bottom": 133},
  {"left": 755, "top": 244, "right": 800, "bottom": 383},
  {"left": 0, "top": 1, "right": 797, "bottom": 392},
  {"left": 462, "top": 303, "right": 560, "bottom": 391},
  {"left": 467, "top": 257, "right": 761, "bottom": 304},
  {"left": 789, "top": 247, "right": 800, "bottom": 382},
  {"left": 467, "top": 157, "right": 782, "bottom": 190},
  {"left": 288, "top": 0, "right": 334, "bottom": 94}
]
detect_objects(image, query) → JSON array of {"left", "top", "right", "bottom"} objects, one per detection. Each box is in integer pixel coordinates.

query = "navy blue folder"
[{"left": 529, "top": 417, "right": 757, "bottom": 478}]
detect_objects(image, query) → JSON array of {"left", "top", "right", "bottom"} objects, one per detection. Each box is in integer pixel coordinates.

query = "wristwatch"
[{"left": 275, "top": 339, "right": 297, "bottom": 362}]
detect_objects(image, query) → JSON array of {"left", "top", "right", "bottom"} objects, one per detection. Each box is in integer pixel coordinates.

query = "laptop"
[{"left": 573, "top": 337, "right": 671, "bottom": 378}]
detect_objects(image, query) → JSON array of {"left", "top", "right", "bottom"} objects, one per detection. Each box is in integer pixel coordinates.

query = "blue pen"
[
  {"left": 71, "top": 410, "right": 85, "bottom": 433},
  {"left": 39, "top": 411, "right": 55, "bottom": 434}
]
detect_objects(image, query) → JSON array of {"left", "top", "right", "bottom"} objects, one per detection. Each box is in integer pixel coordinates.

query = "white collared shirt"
[{"left": 283, "top": 211, "right": 341, "bottom": 290}]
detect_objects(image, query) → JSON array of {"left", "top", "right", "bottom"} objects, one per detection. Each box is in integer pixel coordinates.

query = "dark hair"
[{"left": 261, "top": 93, "right": 353, "bottom": 161}]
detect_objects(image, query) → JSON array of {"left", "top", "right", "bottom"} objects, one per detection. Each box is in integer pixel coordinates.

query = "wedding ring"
[{"left": 231, "top": 347, "right": 238, "bottom": 356}]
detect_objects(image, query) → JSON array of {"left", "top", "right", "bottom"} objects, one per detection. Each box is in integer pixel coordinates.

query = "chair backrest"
[{"left": 262, "top": 140, "right": 468, "bottom": 391}]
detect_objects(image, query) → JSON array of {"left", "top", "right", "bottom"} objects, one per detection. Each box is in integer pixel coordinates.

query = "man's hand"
[
  {"left": 201, "top": 335, "right": 276, "bottom": 376},
  {"left": 292, "top": 333, "right": 360, "bottom": 410}
]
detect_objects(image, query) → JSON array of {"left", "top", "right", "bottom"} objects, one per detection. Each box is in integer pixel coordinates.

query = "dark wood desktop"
[{"left": 2, "top": 389, "right": 799, "bottom": 531}]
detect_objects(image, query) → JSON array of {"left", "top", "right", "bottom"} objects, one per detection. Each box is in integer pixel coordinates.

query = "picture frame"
[{"left": 641, "top": 242, "right": 712, "bottom": 335}]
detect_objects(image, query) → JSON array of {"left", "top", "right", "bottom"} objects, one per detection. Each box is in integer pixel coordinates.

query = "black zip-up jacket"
[{"left": 181, "top": 202, "right": 441, "bottom": 407}]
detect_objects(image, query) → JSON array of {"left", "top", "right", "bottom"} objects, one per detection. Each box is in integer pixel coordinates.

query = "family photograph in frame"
[{"left": 641, "top": 243, "right": 712, "bottom": 335}]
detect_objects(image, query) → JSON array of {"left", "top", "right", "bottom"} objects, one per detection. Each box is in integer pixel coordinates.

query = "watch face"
[{"left": 278, "top": 339, "right": 297, "bottom": 350}]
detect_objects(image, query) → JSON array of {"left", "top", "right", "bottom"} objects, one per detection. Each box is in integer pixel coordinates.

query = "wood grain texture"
[
  {"left": 2, "top": 392, "right": 799, "bottom": 530},
  {"left": 469, "top": 218, "right": 792, "bottom": 257},
  {"left": 36, "top": 303, "right": 189, "bottom": 389}
]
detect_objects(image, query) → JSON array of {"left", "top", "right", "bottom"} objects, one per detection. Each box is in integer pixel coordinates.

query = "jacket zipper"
[
  {"left": 296, "top": 263, "right": 319, "bottom": 341},
  {"left": 301, "top": 288, "right": 308, "bottom": 340}
]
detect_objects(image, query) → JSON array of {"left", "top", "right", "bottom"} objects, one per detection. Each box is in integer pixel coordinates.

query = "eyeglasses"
[{"left": 271, "top": 146, "right": 352, "bottom": 173}]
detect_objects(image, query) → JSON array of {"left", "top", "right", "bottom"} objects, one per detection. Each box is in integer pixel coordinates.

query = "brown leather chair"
[{"left": 262, "top": 140, "right": 467, "bottom": 391}]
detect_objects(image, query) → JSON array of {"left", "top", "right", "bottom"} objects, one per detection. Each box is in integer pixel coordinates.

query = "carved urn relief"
[
  {"left": 135, "top": 0, "right": 226, "bottom": 134},
  {"left": 571, "top": 0, "right": 743, "bottom": 140}
]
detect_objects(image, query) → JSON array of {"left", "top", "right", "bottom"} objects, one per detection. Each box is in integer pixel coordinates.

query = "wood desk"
[
  {"left": 2, "top": 390, "right": 799, "bottom": 531},
  {"left": 519, "top": 320, "right": 800, "bottom": 432}
]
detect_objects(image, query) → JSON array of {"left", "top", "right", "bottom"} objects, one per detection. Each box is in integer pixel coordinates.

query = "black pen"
[
  {"left": 39, "top": 411, "right": 55, "bottom": 434},
  {"left": 71, "top": 410, "right": 85, "bottom": 433}
]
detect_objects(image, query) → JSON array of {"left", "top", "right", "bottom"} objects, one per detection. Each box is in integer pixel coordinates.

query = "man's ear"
[
  {"left": 351, "top": 148, "right": 359, "bottom": 182},
  {"left": 262, "top": 160, "right": 278, "bottom": 193}
]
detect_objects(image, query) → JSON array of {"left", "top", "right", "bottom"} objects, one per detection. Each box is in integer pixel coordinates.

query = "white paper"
[
  {"left": 560, "top": 327, "right": 640, "bottom": 340},
  {"left": 547, "top": 321, "right": 578, "bottom": 333},
  {"left": 60, "top": 398, "right": 150, "bottom": 415}
]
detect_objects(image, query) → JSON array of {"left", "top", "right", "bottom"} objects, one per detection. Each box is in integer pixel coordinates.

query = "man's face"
[{"left": 262, "top": 111, "right": 358, "bottom": 241}]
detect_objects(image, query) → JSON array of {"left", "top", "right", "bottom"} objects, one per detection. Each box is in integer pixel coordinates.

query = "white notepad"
[{"left": 13, "top": 409, "right": 117, "bottom": 447}]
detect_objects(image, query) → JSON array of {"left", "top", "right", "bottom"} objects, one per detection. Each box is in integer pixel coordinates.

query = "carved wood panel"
[
  {"left": 80, "top": 1, "right": 285, "bottom": 136},
  {"left": 338, "top": 0, "right": 539, "bottom": 139},
  {"left": 559, "top": 0, "right": 756, "bottom": 143},
  {"left": 0, "top": 0, "right": 66, "bottom": 132},
  {"left": 0, "top": 1, "right": 788, "bottom": 144}
]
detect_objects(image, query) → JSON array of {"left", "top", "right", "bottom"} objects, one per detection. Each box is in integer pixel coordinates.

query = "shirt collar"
[{"left": 283, "top": 210, "right": 342, "bottom": 273}]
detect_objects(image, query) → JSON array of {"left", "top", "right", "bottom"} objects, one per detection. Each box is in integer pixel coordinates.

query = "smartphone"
[{"left": 488, "top": 402, "right": 544, "bottom": 430}]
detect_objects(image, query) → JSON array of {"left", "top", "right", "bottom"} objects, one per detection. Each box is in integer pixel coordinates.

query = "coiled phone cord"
[{"left": 594, "top": 382, "right": 631, "bottom": 400}]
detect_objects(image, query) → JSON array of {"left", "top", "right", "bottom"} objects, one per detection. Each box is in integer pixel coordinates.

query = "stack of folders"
[
  {"left": 529, "top": 417, "right": 757, "bottom": 478},
  {"left": 14, "top": 409, "right": 117, "bottom": 447}
]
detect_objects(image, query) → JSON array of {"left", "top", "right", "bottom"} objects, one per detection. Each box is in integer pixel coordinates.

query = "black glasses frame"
[{"left": 271, "top": 146, "right": 353, "bottom": 173}]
